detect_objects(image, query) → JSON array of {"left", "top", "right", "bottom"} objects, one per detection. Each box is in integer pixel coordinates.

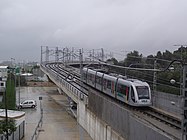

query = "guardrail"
[{"left": 40, "top": 64, "right": 88, "bottom": 105}]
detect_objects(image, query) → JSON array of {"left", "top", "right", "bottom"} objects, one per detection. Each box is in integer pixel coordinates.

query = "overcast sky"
[{"left": 0, "top": 0, "right": 187, "bottom": 62}]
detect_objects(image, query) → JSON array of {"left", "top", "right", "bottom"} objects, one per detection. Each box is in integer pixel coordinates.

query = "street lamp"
[
  {"left": 79, "top": 49, "right": 84, "bottom": 100},
  {"left": 4, "top": 88, "right": 8, "bottom": 140},
  {"left": 2, "top": 81, "right": 8, "bottom": 140},
  {"left": 164, "top": 59, "right": 187, "bottom": 140},
  {"left": 170, "top": 79, "right": 176, "bottom": 85}
]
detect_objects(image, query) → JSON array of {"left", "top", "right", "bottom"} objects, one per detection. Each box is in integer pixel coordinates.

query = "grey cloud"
[{"left": 0, "top": 0, "right": 187, "bottom": 61}]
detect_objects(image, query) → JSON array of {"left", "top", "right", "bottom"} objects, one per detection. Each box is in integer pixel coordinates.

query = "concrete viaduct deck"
[{"left": 40, "top": 62, "right": 180, "bottom": 140}]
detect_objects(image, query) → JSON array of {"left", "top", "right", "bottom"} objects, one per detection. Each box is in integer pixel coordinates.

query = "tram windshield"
[{"left": 136, "top": 86, "right": 149, "bottom": 99}]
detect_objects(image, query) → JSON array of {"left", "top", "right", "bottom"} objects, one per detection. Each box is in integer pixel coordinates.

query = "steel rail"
[{"left": 43, "top": 62, "right": 181, "bottom": 131}]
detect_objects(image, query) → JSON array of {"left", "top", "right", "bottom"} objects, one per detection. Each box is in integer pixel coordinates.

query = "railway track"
[
  {"left": 132, "top": 107, "right": 181, "bottom": 130},
  {"left": 43, "top": 62, "right": 182, "bottom": 131},
  {"left": 44, "top": 63, "right": 89, "bottom": 95}
]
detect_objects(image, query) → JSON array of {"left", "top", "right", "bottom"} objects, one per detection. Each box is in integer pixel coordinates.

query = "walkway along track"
[
  {"left": 141, "top": 107, "right": 181, "bottom": 129},
  {"left": 42, "top": 62, "right": 182, "bottom": 136}
]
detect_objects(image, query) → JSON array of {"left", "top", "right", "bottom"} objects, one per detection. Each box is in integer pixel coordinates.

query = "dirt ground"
[{"left": 27, "top": 81, "right": 56, "bottom": 87}]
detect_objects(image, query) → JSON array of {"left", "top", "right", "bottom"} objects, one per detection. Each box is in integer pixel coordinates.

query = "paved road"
[{"left": 16, "top": 86, "right": 92, "bottom": 140}]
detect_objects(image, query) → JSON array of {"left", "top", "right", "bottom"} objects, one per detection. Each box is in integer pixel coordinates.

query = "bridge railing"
[{"left": 40, "top": 64, "right": 88, "bottom": 105}]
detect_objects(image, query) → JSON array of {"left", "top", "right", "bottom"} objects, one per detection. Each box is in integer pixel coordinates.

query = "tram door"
[{"left": 111, "top": 81, "right": 115, "bottom": 94}]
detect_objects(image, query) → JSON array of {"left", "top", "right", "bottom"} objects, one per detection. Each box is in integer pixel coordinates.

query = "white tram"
[{"left": 83, "top": 67, "right": 152, "bottom": 107}]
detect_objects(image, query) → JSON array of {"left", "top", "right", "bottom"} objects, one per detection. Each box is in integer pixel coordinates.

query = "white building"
[
  {"left": 0, "top": 109, "right": 25, "bottom": 140},
  {"left": 0, "top": 66, "right": 8, "bottom": 81},
  {"left": 0, "top": 66, "right": 8, "bottom": 93}
]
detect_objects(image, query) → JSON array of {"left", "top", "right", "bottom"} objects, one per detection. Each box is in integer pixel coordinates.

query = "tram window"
[
  {"left": 107, "top": 80, "right": 111, "bottom": 89},
  {"left": 126, "top": 87, "right": 129, "bottom": 100},
  {"left": 90, "top": 74, "right": 93, "bottom": 81},
  {"left": 136, "top": 86, "right": 149, "bottom": 99},
  {"left": 96, "top": 76, "right": 99, "bottom": 84},
  {"left": 103, "top": 79, "right": 107, "bottom": 89},
  {"left": 83, "top": 73, "right": 86, "bottom": 80},
  {"left": 117, "top": 84, "right": 121, "bottom": 93},
  {"left": 117, "top": 84, "right": 126, "bottom": 95},
  {"left": 91, "top": 74, "right": 95, "bottom": 84},
  {"left": 87, "top": 74, "right": 90, "bottom": 81},
  {"left": 96, "top": 76, "right": 102, "bottom": 84},
  {"left": 131, "top": 87, "right": 135, "bottom": 102},
  {"left": 99, "top": 77, "right": 101, "bottom": 84},
  {"left": 1, "top": 82, "right": 4, "bottom": 87}
]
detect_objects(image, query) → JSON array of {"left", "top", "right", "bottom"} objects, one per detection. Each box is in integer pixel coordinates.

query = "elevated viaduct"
[{"left": 40, "top": 62, "right": 181, "bottom": 140}]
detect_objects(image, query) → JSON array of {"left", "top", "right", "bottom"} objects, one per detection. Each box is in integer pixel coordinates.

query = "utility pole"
[
  {"left": 92, "top": 49, "right": 95, "bottom": 61},
  {"left": 2, "top": 79, "right": 8, "bottom": 140},
  {"left": 4, "top": 87, "right": 8, "bottom": 140},
  {"left": 79, "top": 49, "right": 83, "bottom": 100},
  {"left": 153, "top": 59, "right": 157, "bottom": 92},
  {"left": 63, "top": 48, "right": 65, "bottom": 63},
  {"left": 101, "top": 48, "right": 104, "bottom": 61},
  {"left": 72, "top": 47, "right": 74, "bottom": 62},
  {"left": 41, "top": 46, "right": 43, "bottom": 64},
  {"left": 55, "top": 47, "right": 60, "bottom": 80},
  {"left": 46, "top": 46, "right": 49, "bottom": 63},
  {"left": 18, "top": 73, "right": 21, "bottom": 107},
  {"left": 182, "top": 63, "right": 187, "bottom": 140},
  {"left": 174, "top": 45, "right": 187, "bottom": 100},
  {"left": 55, "top": 47, "right": 59, "bottom": 63}
]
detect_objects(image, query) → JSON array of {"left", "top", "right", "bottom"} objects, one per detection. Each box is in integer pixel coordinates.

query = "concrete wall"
[
  {"left": 78, "top": 101, "right": 126, "bottom": 140},
  {"left": 129, "top": 117, "right": 170, "bottom": 140},
  {"left": 41, "top": 66, "right": 126, "bottom": 140},
  {"left": 41, "top": 65, "right": 178, "bottom": 140},
  {"left": 87, "top": 88, "right": 175, "bottom": 140}
]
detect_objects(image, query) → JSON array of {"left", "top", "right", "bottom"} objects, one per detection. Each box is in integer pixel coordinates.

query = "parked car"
[{"left": 18, "top": 100, "right": 37, "bottom": 109}]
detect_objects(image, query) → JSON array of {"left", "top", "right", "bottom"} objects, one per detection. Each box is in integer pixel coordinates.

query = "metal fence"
[
  {"left": 152, "top": 91, "right": 182, "bottom": 118},
  {"left": 40, "top": 64, "right": 88, "bottom": 105}
]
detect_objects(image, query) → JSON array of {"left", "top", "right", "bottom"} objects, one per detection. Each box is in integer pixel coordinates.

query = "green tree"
[
  {"left": 106, "top": 58, "right": 118, "bottom": 65},
  {"left": 163, "top": 50, "right": 173, "bottom": 60},
  {"left": 125, "top": 50, "right": 142, "bottom": 67},
  {"left": 173, "top": 46, "right": 187, "bottom": 61},
  {"left": 146, "top": 55, "right": 155, "bottom": 66},
  {"left": 0, "top": 119, "right": 16, "bottom": 136},
  {"left": 156, "top": 51, "right": 162, "bottom": 59},
  {"left": 105, "top": 47, "right": 186, "bottom": 94}
]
